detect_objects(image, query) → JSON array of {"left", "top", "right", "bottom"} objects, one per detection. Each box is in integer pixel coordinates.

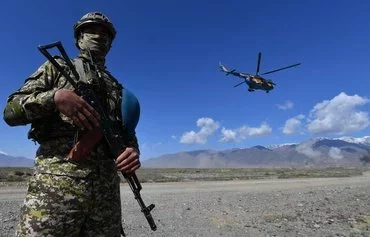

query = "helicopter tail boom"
[
  {"left": 219, "top": 62, "right": 232, "bottom": 74},
  {"left": 219, "top": 62, "right": 227, "bottom": 71}
]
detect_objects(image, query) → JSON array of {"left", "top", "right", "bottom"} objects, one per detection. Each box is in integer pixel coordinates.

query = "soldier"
[{"left": 3, "top": 12, "right": 140, "bottom": 236}]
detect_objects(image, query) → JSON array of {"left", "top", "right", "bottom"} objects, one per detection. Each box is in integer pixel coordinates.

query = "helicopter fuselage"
[{"left": 244, "top": 75, "right": 274, "bottom": 92}]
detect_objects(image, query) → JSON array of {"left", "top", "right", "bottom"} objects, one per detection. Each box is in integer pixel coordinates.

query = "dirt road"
[
  {"left": 1, "top": 174, "right": 370, "bottom": 236},
  {"left": 129, "top": 173, "right": 370, "bottom": 193}
]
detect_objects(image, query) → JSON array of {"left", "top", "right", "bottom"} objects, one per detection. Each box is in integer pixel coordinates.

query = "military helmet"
[{"left": 74, "top": 12, "right": 116, "bottom": 40}]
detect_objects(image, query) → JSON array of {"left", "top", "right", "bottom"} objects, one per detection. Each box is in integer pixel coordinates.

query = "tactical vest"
[
  {"left": 28, "top": 57, "right": 140, "bottom": 143},
  {"left": 28, "top": 57, "right": 121, "bottom": 142}
]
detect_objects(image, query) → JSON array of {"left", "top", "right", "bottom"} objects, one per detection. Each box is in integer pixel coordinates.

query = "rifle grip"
[{"left": 66, "top": 127, "right": 103, "bottom": 162}]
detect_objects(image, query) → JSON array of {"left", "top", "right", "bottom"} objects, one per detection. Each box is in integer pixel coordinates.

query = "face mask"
[{"left": 78, "top": 32, "right": 111, "bottom": 59}]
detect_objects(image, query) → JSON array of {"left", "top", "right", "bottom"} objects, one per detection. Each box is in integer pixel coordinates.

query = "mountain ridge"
[
  {"left": 0, "top": 154, "right": 34, "bottom": 167},
  {"left": 2, "top": 136, "right": 369, "bottom": 168},
  {"left": 142, "top": 136, "right": 370, "bottom": 168}
]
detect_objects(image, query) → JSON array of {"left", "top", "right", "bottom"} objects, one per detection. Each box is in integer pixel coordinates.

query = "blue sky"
[{"left": 1, "top": 0, "right": 370, "bottom": 160}]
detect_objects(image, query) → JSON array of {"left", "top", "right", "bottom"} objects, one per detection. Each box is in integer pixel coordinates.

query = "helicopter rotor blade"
[
  {"left": 256, "top": 52, "right": 261, "bottom": 75},
  {"left": 233, "top": 81, "right": 246, "bottom": 87},
  {"left": 261, "top": 63, "right": 301, "bottom": 75}
]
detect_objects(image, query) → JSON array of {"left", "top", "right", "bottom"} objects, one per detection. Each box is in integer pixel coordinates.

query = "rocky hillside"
[{"left": 142, "top": 137, "right": 370, "bottom": 168}]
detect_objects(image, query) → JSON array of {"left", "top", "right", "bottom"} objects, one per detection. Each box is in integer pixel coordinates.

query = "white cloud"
[
  {"left": 141, "top": 142, "right": 162, "bottom": 150},
  {"left": 0, "top": 150, "right": 8, "bottom": 155},
  {"left": 277, "top": 100, "right": 294, "bottom": 110},
  {"left": 171, "top": 135, "right": 177, "bottom": 140},
  {"left": 180, "top": 117, "right": 220, "bottom": 144},
  {"left": 220, "top": 128, "right": 238, "bottom": 142},
  {"left": 220, "top": 122, "right": 272, "bottom": 142},
  {"left": 239, "top": 123, "right": 272, "bottom": 138},
  {"left": 283, "top": 114, "right": 305, "bottom": 135},
  {"left": 328, "top": 147, "right": 343, "bottom": 159},
  {"left": 307, "top": 92, "right": 370, "bottom": 135},
  {"left": 296, "top": 140, "right": 322, "bottom": 158}
]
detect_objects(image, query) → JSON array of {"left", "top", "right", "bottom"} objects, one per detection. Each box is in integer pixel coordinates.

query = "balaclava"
[{"left": 78, "top": 31, "right": 112, "bottom": 67}]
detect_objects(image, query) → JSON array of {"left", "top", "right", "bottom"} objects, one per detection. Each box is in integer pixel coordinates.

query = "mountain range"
[
  {"left": 0, "top": 153, "right": 34, "bottom": 167},
  {"left": 142, "top": 136, "right": 370, "bottom": 168},
  {"left": 1, "top": 136, "right": 370, "bottom": 168}
]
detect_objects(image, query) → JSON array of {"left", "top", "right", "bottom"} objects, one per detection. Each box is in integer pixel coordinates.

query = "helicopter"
[{"left": 219, "top": 52, "right": 301, "bottom": 93}]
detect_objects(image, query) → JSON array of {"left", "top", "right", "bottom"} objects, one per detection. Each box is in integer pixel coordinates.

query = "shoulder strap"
[
  {"left": 73, "top": 58, "right": 84, "bottom": 82},
  {"left": 105, "top": 70, "right": 123, "bottom": 90},
  {"left": 72, "top": 58, "right": 91, "bottom": 83}
]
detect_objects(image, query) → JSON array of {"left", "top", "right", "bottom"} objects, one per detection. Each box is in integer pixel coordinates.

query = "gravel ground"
[{"left": 1, "top": 173, "right": 370, "bottom": 237}]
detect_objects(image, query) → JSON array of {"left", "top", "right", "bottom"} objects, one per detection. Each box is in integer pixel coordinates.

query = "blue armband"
[{"left": 121, "top": 88, "right": 140, "bottom": 131}]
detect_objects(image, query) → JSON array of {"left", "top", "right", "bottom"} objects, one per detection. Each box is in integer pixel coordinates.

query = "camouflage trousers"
[{"left": 15, "top": 171, "right": 123, "bottom": 237}]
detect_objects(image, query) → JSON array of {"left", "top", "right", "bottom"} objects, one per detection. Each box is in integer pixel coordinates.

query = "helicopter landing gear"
[
  {"left": 248, "top": 88, "right": 255, "bottom": 92},
  {"left": 266, "top": 90, "right": 269, "bottom": 93}
]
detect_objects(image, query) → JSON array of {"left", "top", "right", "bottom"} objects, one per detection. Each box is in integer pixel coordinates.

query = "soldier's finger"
[
  {"left": 129, "top": 163, "right": 141, "bottom": 173},
  {"left": 84, "top": 102, "right": 100, "bottom": 120},
  {"left": 116, "top": 150, "right": 137, "bottom": 167},
  {"left": 115, "top": 152, "right": 127, "bottom": 165},
  {"left": 119, "top": 155, "right": 140, "bottom": 171},
  {"left": 119, "top": 161, "right": 139, "bottom": 173},
  {"left": 81, "top": 107, "right": 100, "bottom": 127},
  {"left": 122, "top": 164, "right": 141, "bottom": 176},
  {"left": 121, "top": 147, "right": 134, "bottom": 157},
  {"left": 76, "top": 112, "right": 93, "bottom": 131},
  {"left": 72, "top": 115, "right": 85, "bottom": 130},
  {"left": 122, "top": 161, "right": 140, "bottom": 174},
  {"left": 115, "top": 148, "right": 131, "bottom": 164},
  {"left": 116, "top": 156, "right": 133, "bottom": 169}
]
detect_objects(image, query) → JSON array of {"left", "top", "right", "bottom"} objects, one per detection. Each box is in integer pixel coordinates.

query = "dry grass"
[
  {"left": 133, "top": 167, "right": 367, "bottom": 183},
  {"left": 0, "top": 167, "right": 33, "bottom": 182},
  {"left": 0, "top": 167, "right": 368, "bottom": 186}
]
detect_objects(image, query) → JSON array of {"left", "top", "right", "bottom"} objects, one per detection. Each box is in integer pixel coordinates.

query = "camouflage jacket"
[{"left": 3, "top": 55, "right": 140, "bottom": 177}]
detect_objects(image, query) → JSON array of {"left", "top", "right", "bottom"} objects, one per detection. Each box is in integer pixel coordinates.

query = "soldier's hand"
[
  {"left": 54, "top": 89, "right": 100, "bottom": 130},
  {"left": 116, "top": 147, "right": 141, "bottom": 175}
]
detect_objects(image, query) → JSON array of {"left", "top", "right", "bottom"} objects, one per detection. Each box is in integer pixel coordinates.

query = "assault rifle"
[{"left": 38, "top": 41, "right": 157, "bottom": 233}]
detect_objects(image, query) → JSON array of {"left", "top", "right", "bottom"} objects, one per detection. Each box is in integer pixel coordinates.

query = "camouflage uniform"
[{"left": 4, "top": 49, "right": 139, "bottom": 236}]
